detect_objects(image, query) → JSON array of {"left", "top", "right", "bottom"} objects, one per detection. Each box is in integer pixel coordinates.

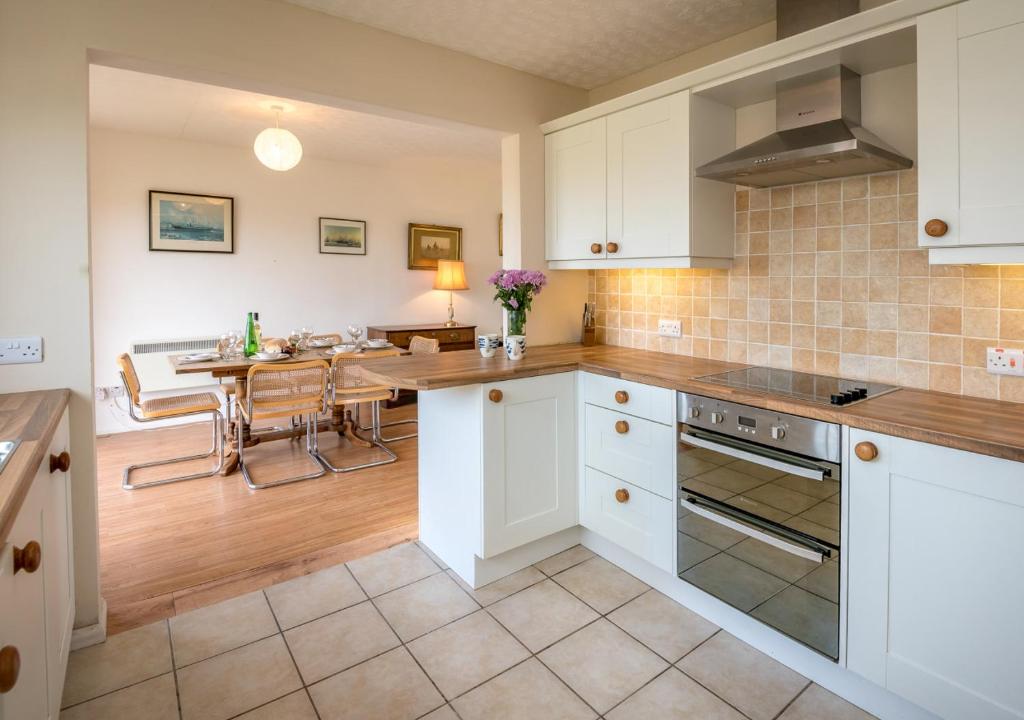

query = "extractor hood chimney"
[{"left": 694, "top": 0, "right": 913, "bottom": 188}]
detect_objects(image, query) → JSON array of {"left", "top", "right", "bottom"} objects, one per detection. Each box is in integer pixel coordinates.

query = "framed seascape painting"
[
  {"left": 150, "top": 191, "right": 234, "bottom": 253},
  {"left": 320, "top": 217, "right": 367, "bottom": 255},
  {"left": 408, "top": 223, "right": 462, "bottom": 270}
]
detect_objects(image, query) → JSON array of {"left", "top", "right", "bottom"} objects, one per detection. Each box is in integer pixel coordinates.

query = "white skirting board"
[
  {"left": 579, "top": 529, "right": 940, "bottom": 720},
  {"left": 70, "top": 598, "right": 107, "bottom": 651}
]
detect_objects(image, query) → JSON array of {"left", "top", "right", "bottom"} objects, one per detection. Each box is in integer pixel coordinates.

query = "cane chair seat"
[
  {"left": 408, "top": 335, "right": 440, "bottom": 354},
  {"left": 328, "top": 350, "right": 401, "bottom": 408},
  {"left": 141, "top": 392, "right": 221, "bottom": 419},
  {"left": 239, "top": 360, "right": 328, "bottom": 422}
]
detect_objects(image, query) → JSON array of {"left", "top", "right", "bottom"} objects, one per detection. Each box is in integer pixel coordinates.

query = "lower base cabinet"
[{"left": 847, "top": 429, "right": 1024, "bottom": 720}]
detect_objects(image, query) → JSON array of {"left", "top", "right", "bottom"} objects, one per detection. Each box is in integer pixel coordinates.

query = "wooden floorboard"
[{"left": 96, "top": 405, "right": 419, "bottom": 635}]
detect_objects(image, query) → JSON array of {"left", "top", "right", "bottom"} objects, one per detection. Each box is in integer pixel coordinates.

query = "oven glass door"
[{"left": 677, "top": 425, "right": 841, "bottom": 660}]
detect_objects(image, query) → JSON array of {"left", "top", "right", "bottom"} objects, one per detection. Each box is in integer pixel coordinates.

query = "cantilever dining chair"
[
  {"left": 361, "top": 334, "right": 439, "bottom": 442},
  {"left": 317, "top": 351, "right": 400, "bottom": 472},
  {"left": 117, "top": 353, "right": 225, "bottom": 490},
  {"left": 309, "top": 333, "right": 343, "bottom": 346},
  {"left": 237, "top": 360, "right": 329, "bottom": 489}
]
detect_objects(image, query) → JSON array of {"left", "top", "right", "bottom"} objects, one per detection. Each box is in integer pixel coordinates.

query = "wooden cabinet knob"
[
  {"left": 13, "top": 541, "right": 41, "bottom": 575},
  {"left": 614, "top": 390, "right": 629, "bottom": 404},
  {"left": 606, "top": 242, "right": 619, "bottom": 254},
  {"left": 0, "top": 646, "right": 19, "bottom": 694},
  {"left": 50, "top": 451, "right": 70, "bottom": 474},
  {"left": 854, "top": 441, "right": 878, "bottom": 462},
  {"left": 590, "top": 243, "right": 603, "bottom": 254},
  {"left": 488, "top": 389, "right": 503, "bottom": 403},
  {"left": 924, "top": 219, "right": 948, "bottom": 237},
  {"left": 614, "top": 488, "right": 630, "bottom": 503},
  {"left": 615, "top": 419, "right": 629, "bottom": 434}
]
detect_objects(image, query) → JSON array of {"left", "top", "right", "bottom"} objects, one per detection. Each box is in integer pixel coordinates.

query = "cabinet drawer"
[
  {"left": 582, "top": 372, "right": 674, "bottom": 424},
  {"left": 389, "top": 328, "right": 475, "bottom": 348},
  {"left": 584, "top": 404, "right": 675, "bottom": 499},
  {"left": 581, "top": 467, "right": 674, "bottom": 573}
]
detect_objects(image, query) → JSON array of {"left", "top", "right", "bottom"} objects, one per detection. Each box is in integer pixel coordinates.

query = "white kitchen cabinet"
[
  {"left": 481, "top": 374, "right": 577, "bottom": 558},
  {"left": 545, "top": 90, "right": 735, "bottom": 269},
  {"left": 918, "top": 0, "right": 1024, "bottom": 263},
  {"left": 583, "top": 404, "right": 675, "bottom": 501},
  {"left": 0, "top": 408, "right": 73, "bottom": 720},
  {"left": 846, "top": 429, "right": 1024, "bottom": 720},
  {"left": 545, "top": 117, "right": 607, "bottom": 261}
]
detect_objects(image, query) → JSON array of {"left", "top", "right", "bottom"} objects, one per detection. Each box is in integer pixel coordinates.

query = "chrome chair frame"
[
  {"left": 356, "top": 393, "right": 417, "bottom": 442},
  {"left": 119, "top": 371, "right": 225, "bottom": 490},
  {"left": 316, "top": 365, "right": 398, "bottom": 473},
  {"left": 237, "top": 363, "right": 328, "bottom": 490}
]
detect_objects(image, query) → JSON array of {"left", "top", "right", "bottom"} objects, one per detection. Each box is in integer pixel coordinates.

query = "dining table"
[{"left": 170, "top": 346, "right": 410, "bottom": 475}]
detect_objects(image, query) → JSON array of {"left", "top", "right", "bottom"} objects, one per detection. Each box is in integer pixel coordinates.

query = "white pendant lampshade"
[{"left": 254, "top": 126, "right": 303, "bottom": 171}]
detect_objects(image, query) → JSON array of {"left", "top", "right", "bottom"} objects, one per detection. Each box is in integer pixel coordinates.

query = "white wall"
[{"left": 90, "top": 128, "right": 503, "bottom": 434}]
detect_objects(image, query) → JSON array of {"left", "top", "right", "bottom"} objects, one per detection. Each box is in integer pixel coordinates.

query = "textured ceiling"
[
  {"left": 280, "top": 0, "right": 776, "bottom": 89},
  {"left": 89, "top": 65, "right": 502, "bottom": 165}
]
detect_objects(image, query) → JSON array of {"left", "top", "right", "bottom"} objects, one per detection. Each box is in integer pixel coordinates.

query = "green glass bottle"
[{"left": 244, "top": 312, "right": 259, "bottom": 357}]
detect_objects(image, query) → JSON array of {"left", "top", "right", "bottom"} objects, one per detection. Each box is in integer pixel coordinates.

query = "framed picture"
[
  {"left": 319, "top": 217, "right": 367, "bottom": 255},
  {"left": 408, "top": 223, "right": 462, "bottom": 270},
  {"left": 149, "top": 190, "right": 233, "bottom": 253},
  {"left": 498, "top": 212, "right": 504, "bottom": 257}
]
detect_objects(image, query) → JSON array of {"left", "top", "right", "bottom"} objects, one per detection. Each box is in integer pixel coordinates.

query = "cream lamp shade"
[
  {"left": 434, "top": 260, "right": 468, "bottom": 327},
  {"left": 253, "top": 126, "right": 303, "bottom": 172}
]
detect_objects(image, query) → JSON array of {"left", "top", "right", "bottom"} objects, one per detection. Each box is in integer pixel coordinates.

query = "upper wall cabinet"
[
  {"left": 545, "top": 90, "right": 735, "bottom": 269},
  {"left": 918, "top": 0, "right": 1024, "bottom": 264}
]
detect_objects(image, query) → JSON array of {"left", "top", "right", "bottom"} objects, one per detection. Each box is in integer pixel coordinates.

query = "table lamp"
[{"left": 434, "top": 260, "right": 469, "bottom": 327}]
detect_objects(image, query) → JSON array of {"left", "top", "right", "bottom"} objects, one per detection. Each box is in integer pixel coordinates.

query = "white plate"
[
  {"left": 330, "top": 345, "right": 358, "bottom": 354},
  {"left": 252, "top": 352, "right": 287, "bottom": 361},
  {"left": 181, "top": 352, "right": 221, "bottom": 363},
  {"left": 308, "top": 339, "right": 334, "bottom": 348},
  {"left": 366, "top": 341, "right": 393, "bottom": 349}
]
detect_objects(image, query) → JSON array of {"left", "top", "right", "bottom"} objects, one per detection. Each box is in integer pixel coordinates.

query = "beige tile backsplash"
[{"left": 588, "top": 169, "right": 1024, "bottom": 404}]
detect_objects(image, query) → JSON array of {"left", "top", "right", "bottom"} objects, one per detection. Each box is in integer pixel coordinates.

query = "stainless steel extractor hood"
[{"left": 695, "top": 0, "right": 913, "bottom": 188}]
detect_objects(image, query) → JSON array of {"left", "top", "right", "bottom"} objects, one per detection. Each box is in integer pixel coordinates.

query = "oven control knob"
[
  {"left": 710, "top": 412, "right": 724, "bottom": 424},
  {"left": 688, "top": 407, "right": 700, "bottom": 419},
  {"left": 771, "top": 426, "right": 785, "bottom": 440}
]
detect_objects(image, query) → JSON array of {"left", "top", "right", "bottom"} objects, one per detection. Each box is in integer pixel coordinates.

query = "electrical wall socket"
[
  {"left": 657, "top": 319, "right": 682, "bottom": 338},
  {"left": 0, "top": 337, "right": 43, "bottom": 365},
  {"left": 95, "top": 386, "right": 126, "bottom": 401},
  {"left": 987, "top": 347, "right": 1024, "bottom": 376}
]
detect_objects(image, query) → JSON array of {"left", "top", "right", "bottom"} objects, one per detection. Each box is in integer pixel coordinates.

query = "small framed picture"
[
  {"left": 150, "top": 191, "right": 234, "bottom": 253},
  {"left": 320, "top": 217, "right": 367, "bottom": 255},
  {"left": 408, "top": 223, "right": 462, "bottom": 270},
  {"left": 498, "top": 212, "right": 504, "bottom": 257}
]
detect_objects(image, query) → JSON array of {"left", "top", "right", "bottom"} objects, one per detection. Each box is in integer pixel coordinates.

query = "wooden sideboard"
[{"left": 367, "top": 323, "right": 477, "bottom": 352}]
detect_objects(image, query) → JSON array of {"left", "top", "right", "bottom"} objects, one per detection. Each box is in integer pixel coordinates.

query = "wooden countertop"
[
  {"left": 0, "top": 389, "right": 70, "bottom": 544},
  {"left": 357, "top": 343, "right": 1024, "bottom": 463}
]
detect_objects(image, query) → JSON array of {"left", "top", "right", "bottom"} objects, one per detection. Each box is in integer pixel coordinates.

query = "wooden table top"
[
  {"left": 0, "top": 389, "right": 70, "bottom": 544},
  {"left": 170, "top": 347, "right": 410, "bottom": 377},
  {"left": 356, "top": 343, "right": 1024, "bottom": 463}
]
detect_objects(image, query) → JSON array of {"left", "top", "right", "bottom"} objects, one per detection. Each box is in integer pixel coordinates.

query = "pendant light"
[{"left": 254, "top": 103, "right": 302, "bottom": 171}]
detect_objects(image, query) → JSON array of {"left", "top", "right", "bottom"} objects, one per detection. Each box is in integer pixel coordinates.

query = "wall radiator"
[{"left": 129, "top": 336, "right": 220, "bottom": 392}]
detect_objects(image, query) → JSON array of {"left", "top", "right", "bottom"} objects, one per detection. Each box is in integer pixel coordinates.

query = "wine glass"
[
  {"left": 288, "top": 329, "right": 302, "bottom": 351},
  {"left": 224, "top": 331, "right": 239, "bottom": 359},
  {"left": 347, "top": 324, "right": 363, "bottom": 347},
  {"left": 300, "top": 327, "right": 314, "bottom": 351}
]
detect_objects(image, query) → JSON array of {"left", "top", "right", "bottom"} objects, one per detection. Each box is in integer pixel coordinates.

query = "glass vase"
[{"left": 507, "top": 308, "right": 526, "bottom": 336}]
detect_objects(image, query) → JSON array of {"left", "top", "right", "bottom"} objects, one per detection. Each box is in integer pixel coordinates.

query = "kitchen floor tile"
[
  {"left": 176, "top": 635, "right": 301, "bottom": 720},
  {"left": 552, "top": 556, "right": 648, "bottom": 613},
  {"left": 373, "top": 571, "right": 479, "bottom": 641},
  {"left": 533, "top": 544, "right": 594, "bottom": 576},
  {"left": 780, "top": 684, "right": 876, "bottom": 720},
  {"left": 308, "top": 647, "right": 444, "bottom": 720},
  {"left": 682, "top": 554, "right": 789, "bottom": 613},
  {"left": 264, "top": 563, "right": 366, "bottom": 629},
  {"left": 677, "top": 531, "right": 721, "bottom": 572},
  {"left": 451, "top": 658, "right": 596, "bottom": 720},
  {"left": 488, "top": 579, "right": 599, "bottom": 652},
  {"left": 752, "top": 586, "right": 839, "bottom": 659},
  {"left": 346, "top": 541, "right": 441, "bottom": 597},
  {"left": 678, "top": 452, "right": 719, "bottom": 479},
  {"left": 772, "top": 474, "right": 841, "bottom": 500},
  {"left": 447, "top": 565, "right": 545, "bottom": 606},
  {"left": 607, "top": 589, "right": 718, "bottom": 662},
  {"left": 678, "top": 513, "right": 746, "bottom": 550},
  {"left": 745, "top": 483, "right": 820, "bottom": 515},
  {"left": 797, "top": 500, "right": 841, "bottom": 531},
  {"left": 605, "top": 667, "right": 746, "bottom": 720},
  {"left": 678, "top": 632, "right": 808, "bottom": 720},
  {"left": 236, "top": 691, "right": 318, "bottom": 720},
  {"left": 169, "top": 590, "right": 278, "bottom": 667},
  {"left": 796, "top": 558, "right": 840, "bottom": 603},
  {"left": 62, "top": 620, "right": 173, "bottom": 708},
  {"left": 284, "top": 600, "right": 400, "bottom": 684},
  {"left": 692, "top": 465, "right": 767, "bottom": 494},
  {"left": 59, "top": 673, "right": 179, "bottom": 720},
  {"left": 421, "top": 705, "right": 460, "bottom": 720},
  {"left": 680, "top": 477, "right": 735, "bottom": 501},
  {"left": 540, "top": 618, "right": 667, "bottom": 714},
  {"left": 407, "top": 610, "right": 530, "bottom": 699},
  {"left": 725, "top": 538, "right": 821, "bottom": 583},
  {"left": 416, "top": 541, "right": 449, "bottom": 569}
]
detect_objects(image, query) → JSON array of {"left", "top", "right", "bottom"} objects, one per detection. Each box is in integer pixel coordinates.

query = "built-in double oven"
[{"left": 676, "top": 392, "right": 842, "bottom": 660}]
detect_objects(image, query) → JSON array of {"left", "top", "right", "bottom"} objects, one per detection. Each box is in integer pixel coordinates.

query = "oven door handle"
[
  {"left": 683, "top": 495, "right": 829, "bottom": 563},
  {"left": 679, "top": 431, "right": 826, "bottom": 482}
]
